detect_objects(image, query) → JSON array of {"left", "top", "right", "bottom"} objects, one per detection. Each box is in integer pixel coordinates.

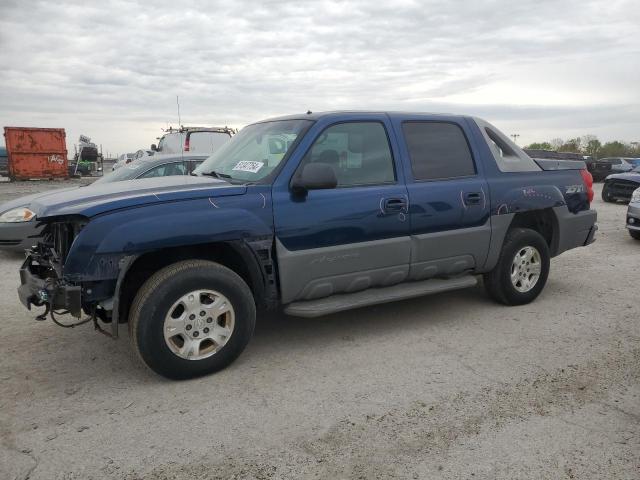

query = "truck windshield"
[{"left": 194, "top": 120, "right": 313, "bottom": 182}]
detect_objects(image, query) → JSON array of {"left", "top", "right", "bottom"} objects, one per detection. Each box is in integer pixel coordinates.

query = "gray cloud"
[{"left": 0, "top": 0, "right": 639, "bottom": 153}]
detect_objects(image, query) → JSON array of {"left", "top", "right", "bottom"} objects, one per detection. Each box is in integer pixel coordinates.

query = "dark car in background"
[
  {"left": 587, "top": 159, "right": 615, "bottom": 182},
  {"left": 602, "top": 167, "right": 640, "bottom": 203},
  {"left": 589, "top": 157, "right": 637, "bottom": 182},
  {"left": 583, "top": 158, "right": 638, "bottom": 182},
  {"left": 0, "top": 146, "right": 7, "bottom": 177},
  {"left": 0, "top": 153, "right": 208, "bottom": 251}
]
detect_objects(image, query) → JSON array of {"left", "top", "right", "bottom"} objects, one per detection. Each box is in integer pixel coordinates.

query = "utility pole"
[
  {"left": 176, "top": 96, "right": 182, "bottom": 127},
  {"left": 511, "top": 134, "right": 520, "bottom": 144}
]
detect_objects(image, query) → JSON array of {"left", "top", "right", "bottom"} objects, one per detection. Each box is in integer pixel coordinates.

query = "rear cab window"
[
  {"left": 401, "top": 121, "right": 476, "bottom": 180},
  {"left": 473, "top": 117, "right": 541, "bottom": 173}
]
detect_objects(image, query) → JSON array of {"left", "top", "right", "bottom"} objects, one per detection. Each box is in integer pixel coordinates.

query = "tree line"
[{"left": 525, "top": 135, "right": 640, "bottom": 159}]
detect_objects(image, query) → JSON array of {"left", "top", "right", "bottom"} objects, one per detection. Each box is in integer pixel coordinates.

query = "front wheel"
[
  {"left": 630, "top": 229, "right": 640, "bottom": 240},
  {"left": 129, "top": 260, "right": 256, "bottom": 379},
  {"left": 484, "top": 228, "right": 550, "bottom": 306}
]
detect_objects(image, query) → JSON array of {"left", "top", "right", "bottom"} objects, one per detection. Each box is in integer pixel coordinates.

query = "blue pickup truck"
[{"left": 18, "top": 112, "right": 597, "bottom": 379}]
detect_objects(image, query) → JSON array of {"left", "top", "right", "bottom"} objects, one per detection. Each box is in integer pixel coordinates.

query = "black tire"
[
  {"left": 483, "top": 228, "right": 551, "bottom": 306},
  {"left": 129, "top": 260, "right": 256, "bottom": 379},
  {"left": 601, "top": 185, "right": 613, "bottom": 203},
  {"left": 630, "top": 230, "right": 640, "bottom": 240}
]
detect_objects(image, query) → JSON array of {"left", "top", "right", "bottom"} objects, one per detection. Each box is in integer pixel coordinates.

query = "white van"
[{"left": 153, "top": 127, "right": 235, "bottom": 155}]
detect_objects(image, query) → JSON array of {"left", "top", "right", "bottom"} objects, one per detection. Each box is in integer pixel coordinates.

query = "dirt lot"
[{"left": 0, "top": 181, "right": 638, "bottom": 480}]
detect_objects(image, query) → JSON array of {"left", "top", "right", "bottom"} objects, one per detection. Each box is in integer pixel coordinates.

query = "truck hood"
[
  {"left": 606, "top": 171, "right": 640, "bottom": 182},
  {"left": 30, "top": 175, "right": 246, "bottom": 219}
]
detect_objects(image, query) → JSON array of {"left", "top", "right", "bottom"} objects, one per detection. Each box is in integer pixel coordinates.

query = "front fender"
[{"left": 63, "top": 193, "right": 273, "bottom": 280}]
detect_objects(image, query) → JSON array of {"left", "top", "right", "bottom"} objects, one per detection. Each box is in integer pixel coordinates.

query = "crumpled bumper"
[{"left": 18, "top": 255, "right": 82, "bottom": 317}]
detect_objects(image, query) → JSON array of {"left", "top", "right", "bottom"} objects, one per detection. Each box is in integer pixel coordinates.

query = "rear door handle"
[
  {"left": 382, "top": 197, "right": 407, "bottom": 213},
  {"left": 463, "top": 192, "right": 482, "bottom": 206}
]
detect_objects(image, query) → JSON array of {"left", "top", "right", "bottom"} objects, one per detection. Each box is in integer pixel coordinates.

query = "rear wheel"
[
  {"left": 484, "top": 228, "right": 550, "bottom": 306},
  {"left": 129, "top": 260, "right": 256, "bottom": 379}
]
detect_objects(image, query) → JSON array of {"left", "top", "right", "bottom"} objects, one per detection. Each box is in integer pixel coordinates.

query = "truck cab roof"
[{"left": 259, "top": 111, "right": 472, "bottom": 123}]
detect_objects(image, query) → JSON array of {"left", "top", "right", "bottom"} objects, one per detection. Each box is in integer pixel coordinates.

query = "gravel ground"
[
  {"left": 0, "top": 181, "right": 638, "bottom": 480},
  {"left": 0, "top": 177, "right": 97, "bottom": 203}
]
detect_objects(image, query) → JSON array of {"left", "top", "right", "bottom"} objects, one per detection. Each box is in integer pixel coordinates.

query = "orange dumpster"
[{"left": 4, "top": 127, "right": 68, "bottom": 180}]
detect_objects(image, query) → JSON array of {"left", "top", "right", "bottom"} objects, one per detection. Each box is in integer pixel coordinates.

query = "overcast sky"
[{"left": 0, "top": 0, "right": 638, "bottom": 156}]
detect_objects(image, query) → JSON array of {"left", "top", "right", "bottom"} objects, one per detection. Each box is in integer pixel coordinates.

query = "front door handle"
[
  {"left": 382, "top": 197, "right": 407, "bottom": 213},
  {"left": 463, "top": 192, "right": 482, "bottom": 206}
]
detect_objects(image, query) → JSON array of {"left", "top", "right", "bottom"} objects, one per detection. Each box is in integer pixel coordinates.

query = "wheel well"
[
  {"left": 509, "top": 209, "right": 555, "bottom": 251},
  {"left": 117, "top": 242, "right": 263, "bottom": 325}
]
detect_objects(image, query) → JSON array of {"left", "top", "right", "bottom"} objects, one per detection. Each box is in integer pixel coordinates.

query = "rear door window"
[{"left": 402, "top": 122, "right": 475, "bottom": 180}]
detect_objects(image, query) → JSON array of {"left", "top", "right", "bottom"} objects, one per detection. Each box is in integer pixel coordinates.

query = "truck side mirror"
[
  {"left": 150, "top": 144, "right": 157, "bottom": 151},
  {"left": 291, "top": 163, "right": 338, "bottom": 195}
]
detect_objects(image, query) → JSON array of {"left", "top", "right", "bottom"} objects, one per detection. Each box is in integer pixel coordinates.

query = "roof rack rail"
[{"left": 162, "top": 126, "right": 238, "bottom": 135}]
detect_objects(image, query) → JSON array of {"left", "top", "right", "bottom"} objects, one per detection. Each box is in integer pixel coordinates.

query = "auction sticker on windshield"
[{"left": 232, "top": 161, "right": 264, "bottom": 173}]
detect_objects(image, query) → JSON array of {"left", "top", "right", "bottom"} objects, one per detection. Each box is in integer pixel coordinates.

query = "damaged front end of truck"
[
  {"left": 16, "top": 181, "right": 278, "bottom": 342},
  {"left": 18, "top": 215, "right": 123, "bottom": 335}
]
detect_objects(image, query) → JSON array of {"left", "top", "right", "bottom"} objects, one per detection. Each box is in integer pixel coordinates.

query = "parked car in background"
[
  {"left": 152, "top": 126, "right": 235, "bottom": 155},
  {"left": 16, "top": 111, "right": 596, "bottom": 379},
  {"left": 626, "top": 187, "right": 640, "bottom": 240},
  {"left": 98, "top": 153, "right": 207, "bottom": 182},
  {"left": 0, "top": 146, "right": 8, "bottom": 177},
  {"left": 602, "top": 166, "right": 640, "bottom": 203},
  {"left": 601, "top": 157, "right": 636, "bottom": 173},
  {"left": 587, "top": 159, "right": 614, "bottom": 182},
  {"left": 0, "top": 153, "right": 208, "bottom": 251}
]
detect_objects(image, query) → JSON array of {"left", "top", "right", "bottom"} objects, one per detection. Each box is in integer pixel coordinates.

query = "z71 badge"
[{"left": 565, "top": 184, "right": 585, "bottom": 194}]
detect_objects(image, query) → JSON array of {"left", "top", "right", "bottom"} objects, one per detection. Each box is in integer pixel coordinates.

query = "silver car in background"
[
  {"left": 0, "top": 153, "right": 208, "bottom": 251},
  {"left": 626, "top": 187, "right": 640, "bottom": 240}
]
